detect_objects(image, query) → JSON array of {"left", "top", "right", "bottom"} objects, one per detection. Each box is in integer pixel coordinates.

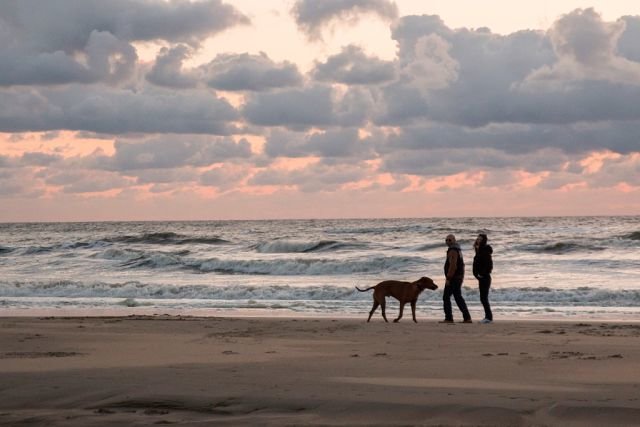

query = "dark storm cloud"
[
  {"left": 312, "top": 45, "right": 396, "bottom": 85},
  {"left": 0, "top": 0, "right": 248, "bottom": 86},
  {"left": 292, "top": 0, "right": 398, "bottom": 40},
  {"left": 0, "top": 86, "right": 240, "bottom": 134}
]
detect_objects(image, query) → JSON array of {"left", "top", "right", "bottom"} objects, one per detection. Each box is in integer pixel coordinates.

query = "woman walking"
[{"left": 473, "top": 233, "right": 493, "bottom": 324}]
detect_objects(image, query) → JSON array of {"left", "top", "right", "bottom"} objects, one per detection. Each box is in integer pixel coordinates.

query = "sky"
[{"left": 1, "top": 0, "right": 639, "bottom": 221}]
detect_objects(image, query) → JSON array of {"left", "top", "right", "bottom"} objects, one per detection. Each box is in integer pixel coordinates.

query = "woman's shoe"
[{"left": 479, "top": 318, "right": 493, "bottom": 324}]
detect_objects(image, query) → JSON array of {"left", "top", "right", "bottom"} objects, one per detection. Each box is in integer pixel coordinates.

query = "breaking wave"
[
  {"left": 2, "top": 280, "right": 640, "bottom": 307},
  {"left": 196, "top": 256, "right": 421, "bottom": 275},
  {"left": 92, "top": 247, "right": 422, "bottom": 275},
  {"left": 105, "top": 232, "right": 230, "bottom": 245},
  {"left": 623, "top": 231, "right": 640, "bottom": 241},
  {"left": 518, "top": 241, "right": 606, "bottom": 254},
  {"left": 253, "top": 240, "right": 361, "bottom": 253}
]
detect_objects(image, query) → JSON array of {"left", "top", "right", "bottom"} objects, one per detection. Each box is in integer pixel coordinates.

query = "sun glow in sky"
[{"left": 1, "top": 0, "right": 639, "bottom": 221}]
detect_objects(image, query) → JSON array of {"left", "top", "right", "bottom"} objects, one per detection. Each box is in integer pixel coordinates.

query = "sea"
[{"left": 0, "top": 216, "right": 638, "bottom": 320}]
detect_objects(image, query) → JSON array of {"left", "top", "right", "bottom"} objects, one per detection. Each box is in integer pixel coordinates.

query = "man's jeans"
[{"left": 443, "top": 279, "right": 471, "bottom": 321}]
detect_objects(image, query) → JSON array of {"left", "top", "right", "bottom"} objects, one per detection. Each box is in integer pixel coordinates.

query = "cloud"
[
  {"left": 2, "top": 4, "right": 640, "bottom": 209},
  {"left": 0, "top": 0, "right": 248, "bottom": 86},
  {"left": 20, "top": 152, "right": 64, "bottom": 167},
  {"left": 383, "top": 16, "right": 557, "bottom": 126},
  {"left": 292, "top": 0, "right": 398, "bottom": 41},
  {"left": 399, "top": 34, "right": 459, "bottom": 93},
  {"left": 0, "top": 85, "right": 240, "bottom": 134},
  {"left": 204, "top": 52, "right": 304, "bottom": 91},
  {"left": 380, "top": 122, "right": 640, "bottom": 156},
  {"left": 249, "top": 162, "right": 369, "bottom": 192},
  {"left": 369, "top": 121, "right": 640, "bottom": 177},
  {"left": 92, "top": 135, "right": 253, "bottom": 170},
  {"left": 0, "top": 30, "right": 138, "bottom": 86},
  {"left": 0, "top": 0, "right": 249, "bottom": 51},
  {"left": 524, "top": 8, "right": 640, "bottom": 86},
  {"left": 618, "top": 16, "right": 640, "bottom": 62},
  {"left": 312, "top": 45, "right": 396, "bottom": 85},
  {"left": 381, "top": 11, "right": 640, "bottom": 128},
  {"left": 243, "top": 85, "right": 373, "bottom": 129},
  {"left": 146, "top": 45, "right": 199, "bottom": 89},
  {"left": 200, "top": 165, "right": 249, "bottom": 190},
  {"left": 146, "top": 50, "right": 304, "bottom": 91},
  {"left": 43, "top": 169, "right": 132, "bottom": 194},
  {"left": 0, "top": 169, "right": 44, "bottom": 196},
  {"left": 264, "top": 128, "right": 375, "bottom": 159}
]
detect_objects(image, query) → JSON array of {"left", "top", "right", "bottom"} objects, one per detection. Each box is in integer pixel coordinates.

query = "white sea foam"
[
  {"left": 1, "top": 280, "right": 640, "bottom": 307},
  {"left": 254, "top": 239, "right": 351, "bottom": 253}
]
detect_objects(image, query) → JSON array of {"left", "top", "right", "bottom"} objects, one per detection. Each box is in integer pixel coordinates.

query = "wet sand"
[{"left": 1, "top": 316, "right": 639, "bottom": 426}]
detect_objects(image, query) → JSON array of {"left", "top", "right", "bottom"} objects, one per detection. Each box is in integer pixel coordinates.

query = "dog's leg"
[
  {"left": 411, "top": 300, "right": 418, "bottom": 323},
  {"left": 367, "top": 300, "right": 379, "bottom": 322},
  {"left": 380, "top": 299, "right": 388, "bottom": 322},
  {"left": 394, "top": 302, "right": 405, "bottom": 322}
]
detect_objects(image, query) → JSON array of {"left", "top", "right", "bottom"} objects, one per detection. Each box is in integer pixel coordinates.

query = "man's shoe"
[
  {"left": 479, "top": 318, "right": 493, "bottom": 324},
  {"left": 438, "top": 319, "right": 454, "bottom": 324},
  {"left": 461, "top": 319, "right": 473, "bottom": 323}
]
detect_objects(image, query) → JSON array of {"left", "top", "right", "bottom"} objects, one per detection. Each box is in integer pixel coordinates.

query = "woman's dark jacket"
[{"left": 473, "top": 245, "right": 493, "bottom": 279}]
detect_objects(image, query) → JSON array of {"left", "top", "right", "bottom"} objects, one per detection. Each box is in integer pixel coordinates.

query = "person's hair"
[{"left": 478, "top": 233, "right": 488, "bottom": 245}]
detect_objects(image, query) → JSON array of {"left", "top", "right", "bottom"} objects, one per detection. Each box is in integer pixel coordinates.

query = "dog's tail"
[{"left": 355, "top": 286, "right": 375, "bottom": 292}]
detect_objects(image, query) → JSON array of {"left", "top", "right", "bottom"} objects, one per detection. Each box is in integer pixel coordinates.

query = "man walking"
[{"left": 440, "top": 234, "right": 472, "bottom": 323}]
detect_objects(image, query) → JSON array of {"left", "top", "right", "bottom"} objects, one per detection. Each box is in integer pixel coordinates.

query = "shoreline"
[
  {"left": 2, "top": 307, "right": 640, "bottom": 323},
  {"left": 2, "top": 316, "right": 640, "bottom": 426}
]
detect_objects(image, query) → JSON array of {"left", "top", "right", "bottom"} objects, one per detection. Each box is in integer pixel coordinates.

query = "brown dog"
[{"left": 356, "top": 276, "right": 438, "bottom": 323}]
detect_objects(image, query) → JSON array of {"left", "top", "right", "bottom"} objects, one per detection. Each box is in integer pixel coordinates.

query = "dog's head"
[{"left": 415, "top": 276, "right": 438, "bottom": 291}]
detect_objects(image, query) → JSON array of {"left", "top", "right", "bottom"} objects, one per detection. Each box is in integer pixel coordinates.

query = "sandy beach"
[{"left": 1, "top": 316, "right": 640, "bottom": 426}]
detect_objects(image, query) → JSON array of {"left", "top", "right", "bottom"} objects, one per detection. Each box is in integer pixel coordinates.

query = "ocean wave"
[
  {"left": 93, "top": 247, "right": 422, "bottom": 275},
  {"left": 106, "top": 232, "right": 230, "bottom": 245},
  {"left": 95, "top": 248, "right": 189, "bottom": 269},
  {"left": 412, "top": 243, "right": 443, "bottom": 251},
  {"left": 2, "top": 281, "right": 640, "bottom": 307},
  {"left": 0, "top": 246, "right": 13, "bottom": 254},
  {"left": 196, "top": 255, "right": 422, "bottom": 275},
  {"left": 253, "top": 239, "right": 360, "bottom": 253},
  {"left": 623, "top": 231, "right": 640, "bottom": 241},
  {"left": 328, "top": 224, "right": 430, "bottom": 235},
  {"left": 22, "top": 246, "right": 54, "bottom": 255},
  {"left": 517, "top": 241, "right": 606, "bottom": 254}
]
